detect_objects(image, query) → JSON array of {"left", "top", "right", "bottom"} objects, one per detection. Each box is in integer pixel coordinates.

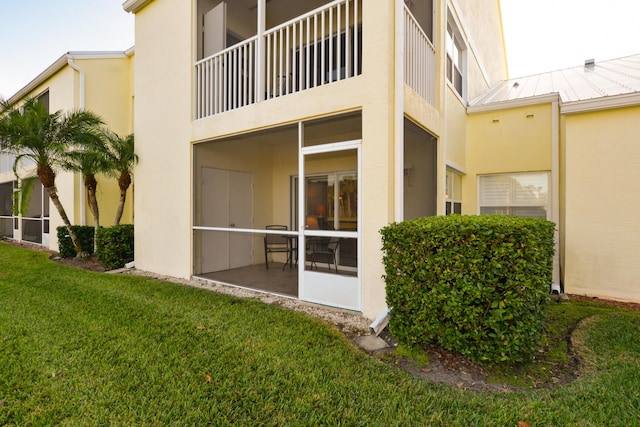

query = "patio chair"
[
  {"left": 264, "top": 225, "right": 294, "bottom": 270},
  {"left": 306, "top": 236, "right": 340, "bottom": 272}
]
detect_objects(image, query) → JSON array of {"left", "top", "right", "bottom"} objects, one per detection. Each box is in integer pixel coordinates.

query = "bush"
[
  {"left": 381, "top": 215, "right": 555, "bottom": 365},
  {"left": 96, "top": 224, "right": 134, "bottom": 270},
  {"left": 56, "top": 226, "right": 95, "bottom": 258}
]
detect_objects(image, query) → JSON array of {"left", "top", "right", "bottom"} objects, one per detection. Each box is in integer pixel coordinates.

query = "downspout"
[
  {"left": 551, "top": 98, "right": 561, "bottom": 293},
  {"left": 394, "top": 0, "right": 405, "bottom": 221},
  {"left": 67, "top": 55, "right": 87, "bottom": 226}
]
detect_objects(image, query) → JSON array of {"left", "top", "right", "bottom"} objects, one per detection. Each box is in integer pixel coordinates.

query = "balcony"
[{"left": 195, "top": 0, "right": 435, "bottom": 119}]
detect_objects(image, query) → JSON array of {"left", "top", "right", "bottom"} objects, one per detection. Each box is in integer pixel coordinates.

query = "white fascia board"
[
  {"left": 7, "top": 51, "right": 129, "bottom": 105},
  {"left": 467, "top": 93, "right": 560, "bottom": 114},
  {"left": 66, "top": 51, "right": 130, "bottom": 60},
  {"left": 123, "top": 0, "right": 153, "bottom": 13},
  {"left": 561, "top": 92, "right": 640, "bottom": 115},
  {"left": 7, "top": 54, "right": 68, "bottom": 104}
]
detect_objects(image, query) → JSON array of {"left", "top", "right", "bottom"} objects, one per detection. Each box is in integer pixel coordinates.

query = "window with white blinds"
[{"left": 479, "top": 172, "right": 549, "bottom": 219}]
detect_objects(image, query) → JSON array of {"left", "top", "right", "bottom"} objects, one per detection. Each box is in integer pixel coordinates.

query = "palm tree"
[
  {"left": 103, "top": 131, "right": 138, "bottom": 225},
  {"left": 63, "top": 137, "right": 111, "bottom": 228},
  {"left": 0, "top": 97, "right": 104, "bottom": 257}
]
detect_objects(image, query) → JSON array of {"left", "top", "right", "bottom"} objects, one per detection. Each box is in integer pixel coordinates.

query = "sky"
[
  {"left": 0, "top": 0, "right": 134, "bottom": 99},
  {"left": 500, "top": 0, "right": 640, "bottom": 78},
  {"left": 1, "top": 0, "right": 640, "bottom": 98}
]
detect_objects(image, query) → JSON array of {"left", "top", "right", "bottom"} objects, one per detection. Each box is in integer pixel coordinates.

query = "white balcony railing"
[
  {"left": 196, "top": 0, "right": 437, "bottom": 118},
  {"left": 264, "top": 0, "right": 361, "bottom": 99},
  {"left": 195, "top": 37, "right": 258, "bottom": 118},
  {"left": 195, "top": 0, "right": 362, "bottom": 119},
  {"left": 404, "top": 5, "right": 436, "bottom": 106}
]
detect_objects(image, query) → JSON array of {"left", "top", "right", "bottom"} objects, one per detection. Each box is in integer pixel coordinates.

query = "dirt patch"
[
  {"left": 52, "top": 254, "right": 106, "bottom": 272},
  {"left": 568, "top": 294, "right": 640, "bottom": 311}
]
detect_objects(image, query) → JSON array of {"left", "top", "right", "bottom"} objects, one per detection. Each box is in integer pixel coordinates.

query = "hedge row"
[
  {"left": 381, "top": 215, "right": 555, "bottom": 365},
  {"left": 56, "top": 226, "right": 95, "bottom": 258},
  {"left": 96, "top": 224, "right": 134, "bottom": 270},
  {"left": 57, "top": 224, "right": 134, "bottom": 271}
]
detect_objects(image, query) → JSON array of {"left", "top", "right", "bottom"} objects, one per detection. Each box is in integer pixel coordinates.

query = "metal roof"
[{"left": 470, "top": 54, "right": 640, "bottom": 108}]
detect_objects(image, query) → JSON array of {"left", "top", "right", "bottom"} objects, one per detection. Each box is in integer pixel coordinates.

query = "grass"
[{"left": 1, "top": 241, "right": 640, "bottom": 426}]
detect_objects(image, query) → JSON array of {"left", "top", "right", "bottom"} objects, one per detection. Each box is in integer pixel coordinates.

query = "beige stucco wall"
[
  {"left": 442, "top": 0, "right": 508, "bottom": 204},
  {"left": 444, "top": 89, "right": 468, "bottom": 170},
  {"left": 131, "top": 0, "right": 193, "bottom": 278},
  {"left": 563, "top": 106, "right": 640, "bottom": 303},
  {"left": 76, "top": 56, "right": 135, "bottom": 228},
  {"left": 465, "top": 103, "right": 553, "bottom": 214},
  {"left": 450, "top": 0, "right": 507, "bottom": 101}
]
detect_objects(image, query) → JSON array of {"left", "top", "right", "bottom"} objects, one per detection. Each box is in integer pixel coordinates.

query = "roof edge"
[
  {"left": 123, "top": 0, "right": 153, "bottom": 13},
  {"left": 467, "top": 93, "right": 560, "bottom": 114},
  {"left": 561, "top": 92, "right": 640, "bottom": 115},
  {"left": 7, "top": 51, "right": 131, "bottom": 105}
]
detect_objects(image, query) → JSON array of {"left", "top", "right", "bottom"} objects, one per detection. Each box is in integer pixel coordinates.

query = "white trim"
[
  {"left": 445, "top": 10, "right": 468, "bottom": 101},
  {"left": 445, "top": 160, "right": 467, "bottom": 174},
  {"left": 395, "top": 0, "right": 405, "bottom": 221},
  {"left": 448, "top": 0, "right": 491, "bottom": 89},
  {"left": 123, "top": 0, "right": 153, "bottom": 13},
  {"left": 561, "top": 92, "right": 640, "bottom": 114},
  {"left": 468, "top": 93, "right": 560, "bottom": 114},
  {"left": 7, "top": 51, "right": 130, "bottom": 104},
  {"left": 300, "top": 139, "right": 361, "bottom": 155},
  {"left": 551, "top": 101, "right": 561, "bottom": 293}
]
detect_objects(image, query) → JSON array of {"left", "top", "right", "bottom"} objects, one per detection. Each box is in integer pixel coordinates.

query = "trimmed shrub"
[
  {"left": 56, "top": 226, "right": 95, "bottom": 258},
  {"left": 381, "top": 215, "right": 555, "bottom": 365},
  {"left": 96, "top": 224, "right": 134, "bottom": 270}
]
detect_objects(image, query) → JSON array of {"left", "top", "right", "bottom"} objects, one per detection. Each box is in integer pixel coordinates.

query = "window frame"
[
  {"left": 445, "top": 15, "right": 465, "bottom": 100},
  {"left": 478, "top": 172, "right": 550, "bottom": 220},
  {"left": 445, "top": 168, "right": 462, "bottom": 215}
]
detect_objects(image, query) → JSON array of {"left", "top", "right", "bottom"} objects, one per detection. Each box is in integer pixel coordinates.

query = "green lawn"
[{"left": 1, "top": 241, "right": 639, "bottom": 426}]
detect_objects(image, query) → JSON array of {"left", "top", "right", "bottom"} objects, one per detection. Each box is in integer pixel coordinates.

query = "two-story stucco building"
[
  {"left": 3, "top": 0, "right": 637, "bottom": 319},
  {"left": 1, "top": 50, "right": 135, "bottom": 250},
  {"left": 122, "top": 0, "right": 510, "bottom": 318}
]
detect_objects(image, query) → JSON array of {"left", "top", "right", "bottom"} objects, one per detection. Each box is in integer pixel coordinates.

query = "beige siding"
[{"left": 564, "top": 106, "right": 640, "bottom": 302}]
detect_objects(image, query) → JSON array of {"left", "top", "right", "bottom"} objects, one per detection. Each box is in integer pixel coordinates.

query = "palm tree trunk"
[
  {"left": 115, "top": 189, "right": 127, "bottom": 226},
  {"left": 85, "top": 174, "right": 100, "bottom": 228},
  {"left": 37, "top": 163, "right": 86, "bottom": 257},
  {"left": 45, "top": 185, "right": 87, "bottom": 257},
  {"left": 115, "top": 171, "right": 131, "bottom": 226}
]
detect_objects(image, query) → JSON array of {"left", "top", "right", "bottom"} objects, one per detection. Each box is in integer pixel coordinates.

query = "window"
[
  {"left": 445, "top": 168, "right": 462, "bottom": 215},
  {"left": 479, "top": 172, "right": 549, "bottom": 219},
  {"left": 446, "top": 21, "right": 464, "bottom": 98},
  {"left": 37, "top": 90, "right": 50, "bottom": 112}
]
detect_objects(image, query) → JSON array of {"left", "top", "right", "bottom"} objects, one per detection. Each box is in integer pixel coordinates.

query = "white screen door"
[{"left": 299, "top": 141, "right": 361, "bottom": 311}]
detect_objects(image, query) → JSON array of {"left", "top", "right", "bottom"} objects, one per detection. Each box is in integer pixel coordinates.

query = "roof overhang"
[
  {"left": 467, "top": 93, "right": 560, "bottom": 114},
  {"left": 7, "top": 51, "right": 131, "bottom": 105},
  {"left": 561, "top": 92, "right": 640, "bottom": 115},
  {"left": 123, "top": 0, "right": 153, "bottom": 13}
]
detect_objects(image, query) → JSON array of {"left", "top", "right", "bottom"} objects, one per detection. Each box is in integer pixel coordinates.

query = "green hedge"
[
  {"left": 381, "top": 215, "right": 555, "bottom": 365},
  {"left": 96, "top": 224, "right": 134, "bottom": 270},
  {"left": 56, "top": 226, "right": 95, "bottom": 258}
]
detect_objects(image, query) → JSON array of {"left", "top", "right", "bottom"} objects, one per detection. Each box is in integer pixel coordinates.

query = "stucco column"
[{"left": 360, "top": 0, "right": 398, "bottom": 319}]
